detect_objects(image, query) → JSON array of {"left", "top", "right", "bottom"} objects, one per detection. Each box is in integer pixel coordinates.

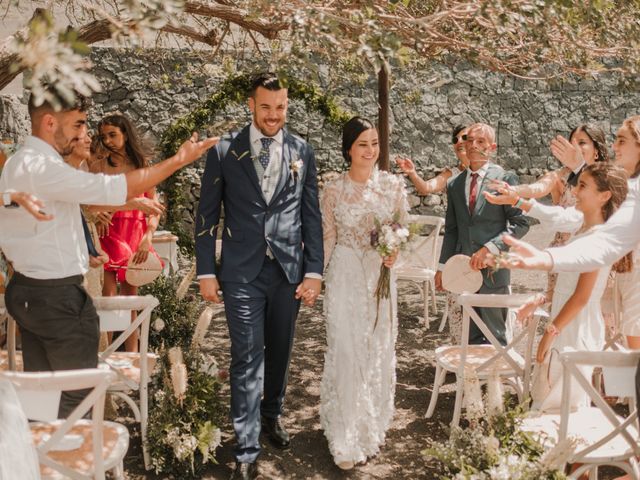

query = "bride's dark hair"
[
  {"left": 342, "top": 116, "right": 376, "bottom": 164},
  {"left": 582, "top": 162, "right": 631, "bottom": 272}
]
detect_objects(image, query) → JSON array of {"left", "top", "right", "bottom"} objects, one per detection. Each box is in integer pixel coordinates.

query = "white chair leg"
[
  {"left": 451, "top": 371, "right": 464, "bottom": 428},
  {"left": 112, "top": 461, "right": 125, "bottom": 480},
  {"left": 430, "top": 279, "right": 438, "bottom": 315},
  {"left": 426, "top": 363, "right": 446, "bottom": 418},
  {"left": 423, "top": 281, "right": 430, "bottom": 327},
  {"left": 438, "top": 299, "right": 449, "bottom": 333},
  {"left": 141, "top": 382, "right": 150, "bottom": 470}
]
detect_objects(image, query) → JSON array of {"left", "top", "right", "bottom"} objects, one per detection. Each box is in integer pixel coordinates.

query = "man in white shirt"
[
  {"left": 0, "top": 90, "right": 217, "bottom": 417},
  {"left": 435, "top": 123, "right": 529, "bottom": 344}
]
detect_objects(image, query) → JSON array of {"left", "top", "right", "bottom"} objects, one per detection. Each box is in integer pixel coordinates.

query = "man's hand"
[
  {"left": 486, "top": 235, "right": 554, "bottom": 271},
  {"left": 470, "top": 246, "right": 490, "bottom": 271},
  {"left": 434, "top": 270, "right": 444, "bottom": 291},
  {"left": 550, "top": 135, "right": 584, "bottom": 171},
  {"left": 200, "top": 277, "right": 223, "bottom": 304},
  {"left": 11, "top": 192, "right": 53, "bottom": 221},
  {"left": 175, "top": 133, "right": 220, "bottom": 167},
  {"left": 295, "top": 277, "right": 322, "bottom": 306}
]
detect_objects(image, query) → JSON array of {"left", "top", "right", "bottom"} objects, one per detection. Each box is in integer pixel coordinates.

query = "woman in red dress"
[{"left": 92, "top": 114, "right": 163, "bottom": 352}]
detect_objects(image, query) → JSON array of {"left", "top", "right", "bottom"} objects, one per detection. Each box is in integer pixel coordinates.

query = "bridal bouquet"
[{"left": 370, "top": 211, "right": 414, "bottom": 327}]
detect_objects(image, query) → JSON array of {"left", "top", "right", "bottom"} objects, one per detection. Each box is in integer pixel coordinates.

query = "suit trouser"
[
  {"left": 470, "top": 283, "right": 509, "bottom": 346},
  {"left": 5, "top": 272, "right": 100, "bottom": 418},
  {"left": 222, "top": 256, "right": 300, "bottom": 463}
]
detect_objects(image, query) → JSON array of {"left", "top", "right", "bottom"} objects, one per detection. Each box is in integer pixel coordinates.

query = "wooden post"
[{"left": 377, "top": 61, "right": 390, "bottom": 171}]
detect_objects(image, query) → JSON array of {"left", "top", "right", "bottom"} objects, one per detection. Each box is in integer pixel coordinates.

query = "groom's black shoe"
[
  {"left": 261, "top": 416, "right": 291, "bottom": 449},
  {"left": 230, "top": 461, "right": 258, "bottom": 480}
]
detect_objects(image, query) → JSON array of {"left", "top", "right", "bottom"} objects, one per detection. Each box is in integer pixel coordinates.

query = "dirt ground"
[{"left": 124, "top": 225, "right": 623, "bottom": 479}]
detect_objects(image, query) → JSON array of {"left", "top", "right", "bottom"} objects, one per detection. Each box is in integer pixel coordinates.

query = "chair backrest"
[
  {"left": 1, "top": 368, "right": 116, "bottom": 480},
  {"left": 399, "top": 215, "right": 444, "bottom": 271},
  {"left": 93, "top": 295, "right": 159, "bottom": 388},
  {"left": 558, "top": 350, "right": 640, "bottom": 464},
  {"left": 457, "top": 293, "right": 544, "bottom": 398}
]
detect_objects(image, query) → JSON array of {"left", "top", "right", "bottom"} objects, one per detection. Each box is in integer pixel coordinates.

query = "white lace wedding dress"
[
  {"left": 534, "top": 229, "right": 611, "bottom": 412},
  {"left": 319, "top": 169, "right": 409, "bottom": 464}
]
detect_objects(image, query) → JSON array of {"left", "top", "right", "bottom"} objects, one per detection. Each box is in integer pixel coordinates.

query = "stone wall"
[{"left": 1, "top": 47, "right": 638, "bottom": 221}]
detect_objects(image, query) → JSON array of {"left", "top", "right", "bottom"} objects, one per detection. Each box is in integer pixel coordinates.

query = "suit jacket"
[
  {"left": 439, "top": 163, "right": 529, "bottom": 289},
  {"left": 195, "top": 125, "right": 324, "bottom": 284}
]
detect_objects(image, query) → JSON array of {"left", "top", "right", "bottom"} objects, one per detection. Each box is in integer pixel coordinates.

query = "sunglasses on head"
[{"left": 452, "top": 134, "right": 468, "bottom": 145}]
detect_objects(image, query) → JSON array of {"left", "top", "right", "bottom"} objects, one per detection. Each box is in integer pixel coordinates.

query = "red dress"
[{"left": 100, "top": 200, "right": 162, "bottom": 283}]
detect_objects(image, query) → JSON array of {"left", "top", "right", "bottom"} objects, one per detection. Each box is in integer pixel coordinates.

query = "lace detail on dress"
[
  {"left": 319, "top": 169, "right": 409, "bottom": 464},
  {"left": 321, "top": 169, "right": 409, "bottom": 268}
]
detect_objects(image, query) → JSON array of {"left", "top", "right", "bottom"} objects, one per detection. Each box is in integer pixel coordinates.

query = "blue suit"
[
  {"left": 195, "top": 125, "right": 323, "bottom": 462},
  {"left": 439, "top": 163, "right": 529, "bottom": 344}
]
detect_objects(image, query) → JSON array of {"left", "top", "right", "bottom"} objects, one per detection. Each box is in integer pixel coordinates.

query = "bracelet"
[
  {"left": 514, "top": 197, "right": 525, "bottom": 209},
  {"left": 545, "top": 323, "right": 561, "bottom": 336}
]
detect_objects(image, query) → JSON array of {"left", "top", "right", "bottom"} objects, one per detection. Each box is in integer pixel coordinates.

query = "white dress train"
[{"left": 319, "top": 169, "right": 409, "bottom": 464}]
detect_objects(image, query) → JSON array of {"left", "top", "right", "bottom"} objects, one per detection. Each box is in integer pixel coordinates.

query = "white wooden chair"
[
  {"left": 426, "top": 293, "right": 543, "bottom": 426},
  {"left": 1, "top": 368, "right": 129, "bottom": 480},
  {"left": 520, "top": 350, "right": 640, "bottom": 479},
  {"left": 93, "top": 295, "right": 159, "bottom": 470},
  {"left": 0, "top": 294, "right": 21, "bottom": 371},
  {"left": 394, "top": 215, "right": 444, "bottom": 327}
]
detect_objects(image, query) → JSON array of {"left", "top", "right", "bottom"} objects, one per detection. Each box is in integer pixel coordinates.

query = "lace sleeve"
[{"left": 320, "top": 182, "right": 338, "bottom": 269}]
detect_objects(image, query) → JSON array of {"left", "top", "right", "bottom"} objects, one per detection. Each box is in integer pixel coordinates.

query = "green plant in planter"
[
  {"left": 139, "top": 274, "right": 198, "bottom": 351},
  {"left": 147, "top": 346, "right": 225, "bottom": 477}
]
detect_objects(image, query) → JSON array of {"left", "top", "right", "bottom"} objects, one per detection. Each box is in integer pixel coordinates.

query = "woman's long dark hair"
[
  {"left": 98, "top": 114, "right": 152, "bottom": 169},
  {"left": 569, "top": 123, "right": 610, "bottom": 163},
  {"left": 341, "top": 116, "right": 376, "bottom": 164}
]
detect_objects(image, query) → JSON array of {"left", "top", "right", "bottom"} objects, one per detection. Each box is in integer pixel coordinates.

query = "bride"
[{"left": 319, "top": 116, "right": 409, "bottom": 470}]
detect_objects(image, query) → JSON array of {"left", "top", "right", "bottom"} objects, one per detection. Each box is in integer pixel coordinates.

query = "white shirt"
[
  {"left": 0, "top": 136, "right": 127, "bottom": 279},
  {"left": 548, "top": 176, "right": 640, "bottom": 272},
  {"left": 250, "top": 123, "right": 284, "bottom": 203}
]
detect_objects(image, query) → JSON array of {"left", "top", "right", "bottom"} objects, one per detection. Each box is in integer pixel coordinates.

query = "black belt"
[{"left": 11, "top": 271, "right": 84, "bottom": 287}]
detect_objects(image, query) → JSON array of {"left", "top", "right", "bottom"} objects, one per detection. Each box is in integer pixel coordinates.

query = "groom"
[{"left": 195, "top": 72, "right": 323, "bottom": 480}]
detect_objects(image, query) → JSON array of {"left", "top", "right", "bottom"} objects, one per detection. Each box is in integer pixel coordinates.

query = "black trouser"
[
  {"left": 470, "top": 283, "right": 509, "bottom": 346},
  {"left": 5, "top": 272, "right": 100, "bottom": 418}
]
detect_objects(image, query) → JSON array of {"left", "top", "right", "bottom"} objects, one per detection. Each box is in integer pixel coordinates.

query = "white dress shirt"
[
  {"left": 0, "top": 136, "right": 127, "bottom": 279},
  {"left": 250, "top": 123, "right": 284, "bottom": 203},
  {"left": 547, "top": 176, "right": 640, "bottom": 272}
]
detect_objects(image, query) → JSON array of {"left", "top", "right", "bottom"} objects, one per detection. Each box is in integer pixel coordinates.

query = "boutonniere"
[{"left": 290, "top": 158, "right": 304, "bottom": 182}]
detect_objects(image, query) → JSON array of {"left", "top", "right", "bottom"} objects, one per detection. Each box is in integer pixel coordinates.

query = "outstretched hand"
[
  {"left": 483, "top": 179, "right": 518, "bottom": 206},
  {"left": 175, "top": 133, "right": 220, "bottom": 166},
  {"left": 550, "top": 135, "right": 584, "bottom": 171},
  {"left": 11, "top": 192, "right": 53, "bottom": 221},
  {"left": 395, "top": 156, "right": 416, "bottom": 176},
  {"left": 486, "top": 235, "right": 554, "bottom": 271}
]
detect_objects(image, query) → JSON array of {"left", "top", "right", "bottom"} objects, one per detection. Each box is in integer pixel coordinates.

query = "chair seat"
[
  {"left": 520, "top": 407, "right": 638, "bottom": 462},
  {"left": 102, "top": 352, "right": 158, "bottom": 387},
  {"left": 0, "top": 350, "right": 23, "bottom": 371},
  {"left": 435, "top": 344, "right": 525, "bottom": 375},
  {"left": 31, "top": 419, "right": 129, "bottom": 479},
  {"left": 395, "top": 266, "right": 435, "bottom": 281}
]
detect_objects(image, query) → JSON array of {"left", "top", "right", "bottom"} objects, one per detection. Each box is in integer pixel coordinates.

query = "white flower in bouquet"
[
  {"left": 168, "top": 346, "right": 184, "bottom": 366},
  {"left": 487, "top": 454, "right": 527, "bottom": 480}
]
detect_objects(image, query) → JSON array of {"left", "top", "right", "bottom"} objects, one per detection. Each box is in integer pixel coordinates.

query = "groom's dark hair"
[{"left": 250, "top": 72, "right": 284, "bottom": 97}]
